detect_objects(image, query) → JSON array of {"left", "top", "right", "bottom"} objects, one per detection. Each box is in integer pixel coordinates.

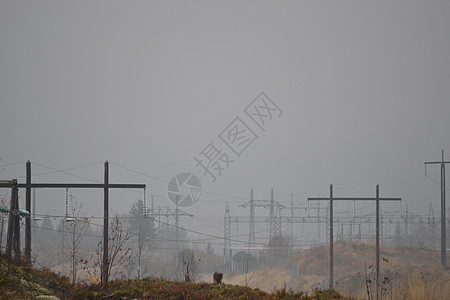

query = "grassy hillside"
[
  {"left": 69, "top": 278, "right": 344, "bottom": 299},
  {"left": 0, "top": 254, "right": 345, "bottom": 299},
  {"left": 0, "top": 255, "right": 71, "bottom": 299},
  {"left": 5, "top": 242, "right": 446, "bottom": 299},
  {"left": 220, "top": 241, "right": 450, "bottom": 299},
  {"left": 291, "top": 241, "right": 450, "bottom": 299}
]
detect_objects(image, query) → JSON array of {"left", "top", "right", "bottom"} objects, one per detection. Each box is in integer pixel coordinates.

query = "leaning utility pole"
[
  {"left": 5, "top": 180, "right": 20, "bottom": 259},
  {"left": 425, "top": 150, "right": 449, "bottom": 266}
]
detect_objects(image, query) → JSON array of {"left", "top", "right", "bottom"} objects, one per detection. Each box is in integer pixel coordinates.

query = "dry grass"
[
  {"left": 390, "top": 268, "right": 450, "bottom": 300},
  {"left": 348, "top": 267, "right": 450, "bottom": 300},
  {"left": 291, "top": 241, "right": 449, "bottom": 299},
  {"left": 223, "top": 269, "right": 291, "bottom": 293}
]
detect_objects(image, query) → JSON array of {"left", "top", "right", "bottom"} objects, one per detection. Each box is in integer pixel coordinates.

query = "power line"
[
  {"left": 33, "top": 212, "right": 266, "bottom": 246},
  {"left": 109, "top": 161, "right": 250, "bottom": 201},
  {"left": 29, "top": 161, "right": 103, "bottom": 182},
  {"left": 0, "top": 161, "right": 28, "bottom": 168}
]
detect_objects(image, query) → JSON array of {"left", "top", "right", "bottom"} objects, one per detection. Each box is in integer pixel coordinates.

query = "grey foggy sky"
[{"left": 1, "top": 1, "right": 450, "bottom": 244}]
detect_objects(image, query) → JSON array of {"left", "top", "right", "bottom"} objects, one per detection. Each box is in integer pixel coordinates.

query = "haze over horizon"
[{"left": 1, "top": 1, "right": 450, "bottom": 251}]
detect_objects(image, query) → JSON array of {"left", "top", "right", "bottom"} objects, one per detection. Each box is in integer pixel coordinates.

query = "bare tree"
[
  {"left": 178, "top": 248, "right": 201, "bottom": 282},
  {"left": 108, "top": 215, "right": 131, "bottom": 279},
  {"left": 65, "top": 196, "right": 91, "bottom": 284},
  {"left": 89, "top": 215, "right": 131, "bottom": 281}
]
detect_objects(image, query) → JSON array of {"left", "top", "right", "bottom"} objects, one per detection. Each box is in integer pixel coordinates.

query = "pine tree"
[
  {"left": 206, "top": 242, "right": 214, "bottom": 255},
  {"left": 128, "top": 199, "right": 155, "bottom": 278}
]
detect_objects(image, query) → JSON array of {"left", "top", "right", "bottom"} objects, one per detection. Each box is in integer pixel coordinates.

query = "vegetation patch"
[
  {"left": 0, "top": 254, "right": 346, "bottom": 299},
  {"left": 0, "top": 255, "right": 71, "bottom": 299},
  {"left": 68, "top": 277, "right": 345, "bottom": 299}
]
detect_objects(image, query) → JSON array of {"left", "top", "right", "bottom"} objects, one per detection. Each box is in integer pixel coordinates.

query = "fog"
[{"left": 1, "top": 1, "right": 449, "bottom": 293}]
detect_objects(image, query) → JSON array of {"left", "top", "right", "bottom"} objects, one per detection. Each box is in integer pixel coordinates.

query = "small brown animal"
[{"left": 213, "top": 272, "right": 223, "bottom": 284}]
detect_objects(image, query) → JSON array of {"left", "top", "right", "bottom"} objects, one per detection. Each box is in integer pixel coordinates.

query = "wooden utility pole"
[
  {"left": 102, "top": 161, "right": 109, "bottom": 284},
  {"left": 0, "top": 161, "right": 145, "bottom": 285},
  {"left": 425, "top": 150, "right": 449, "bottom": 266},
  {"left": 175, "top": 194, "right": 179, "bottom": 256},
  {"left": 25, "top": 161, "right": 31, "bottom": 262},
  {"left": 308, "top": 185, "right": 334, "bottom": 289},
  {"left": 375, "top": 185, "right": 380, "bottom": 300},
  {"left": 5, "top": 180, "right": 20, "bottom": 259},
  {"left": 308, "top": 185, "right": 401, "bottom": 296},
  {"left": 329, "top": 185, "right": 333, "bottom": 289}
]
